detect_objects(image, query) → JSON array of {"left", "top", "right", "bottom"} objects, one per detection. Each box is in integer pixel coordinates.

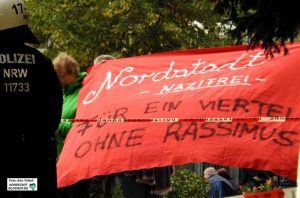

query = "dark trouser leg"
[
  {"left": 60, "top": 180, "right": 90, "bottom": 198},
  {"left": 89, "top": 176, "right": 107, "bottom": 198},
  {"left": 116, "top": 173, "right": 146, "bottom": 198},
  {"left": 105, "top": 175, "right": 116, "bottom": 198},
  {"left": 116, "top": 173, "right": 162, "bottom": 198},
  {"left": 88, "top": 175, "right": 116, "bottom": 198}
]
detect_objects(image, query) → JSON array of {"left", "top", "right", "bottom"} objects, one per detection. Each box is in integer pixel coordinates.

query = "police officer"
[{"left": 0, "top": 0, "right": 63, "bottom": 197}]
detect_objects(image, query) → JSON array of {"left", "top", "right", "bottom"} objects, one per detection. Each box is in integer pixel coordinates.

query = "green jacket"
[{"left": 56, "top": 72, "right": 87, "bottom": 156}]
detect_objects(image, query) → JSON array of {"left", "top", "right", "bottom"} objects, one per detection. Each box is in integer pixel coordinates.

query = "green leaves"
[
  {"left": 25, "top": 0, "right": 233, "bottom": 66},
  {"left": 166, "top": 169, "right": 210, "bottom": 198}
]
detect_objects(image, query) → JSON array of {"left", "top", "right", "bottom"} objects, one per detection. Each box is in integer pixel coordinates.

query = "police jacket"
[{"left": 0, "top": 41, "right": 63, "bottom": 197}]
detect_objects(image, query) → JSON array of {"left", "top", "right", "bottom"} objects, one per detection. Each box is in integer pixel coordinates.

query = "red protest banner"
[{"left": 57, "top": 44, "right": 300, "bottom": 188}]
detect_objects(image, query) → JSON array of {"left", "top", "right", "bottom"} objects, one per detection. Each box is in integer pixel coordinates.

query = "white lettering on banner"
[
  {"left": 83, "top": 52, "right": 265, "bottom": 105},
  {"left": 0, "top": 54, "right": 36, "bottom": 64},
  {"left": 157, "top": 75, "right": 250, "bottom": 95},
  {"left": 84, "top": 67, "right": 134, "bottom": 104}
]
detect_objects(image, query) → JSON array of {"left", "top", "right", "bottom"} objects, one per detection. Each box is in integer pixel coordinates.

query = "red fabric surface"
[{"left": 57, "top": 44, "right": 300, "bottom": 187}]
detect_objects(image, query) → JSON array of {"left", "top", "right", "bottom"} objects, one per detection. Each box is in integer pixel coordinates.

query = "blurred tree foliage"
[
  {"left": 24, "top": 0, "right": 234, "bottom": 66},
  {"left": 214, "top": 0, "right": 300, "bottom": 57}
]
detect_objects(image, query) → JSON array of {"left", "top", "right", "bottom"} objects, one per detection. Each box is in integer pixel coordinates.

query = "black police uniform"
[{"left": 0, "top": 27, "right": 63, "bottom": 198}]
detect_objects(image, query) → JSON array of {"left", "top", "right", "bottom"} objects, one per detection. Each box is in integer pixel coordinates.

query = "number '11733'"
[{"left": 4, "top": 82, "right": 30, "bottom": 93}]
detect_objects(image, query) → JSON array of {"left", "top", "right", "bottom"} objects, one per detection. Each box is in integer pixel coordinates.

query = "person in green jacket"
[
  {"left": 53, "top": 52, "right": 89, "bottom": 198},
  {"left": 53, "top": 52, "right": 87, "bottom": 156}
]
